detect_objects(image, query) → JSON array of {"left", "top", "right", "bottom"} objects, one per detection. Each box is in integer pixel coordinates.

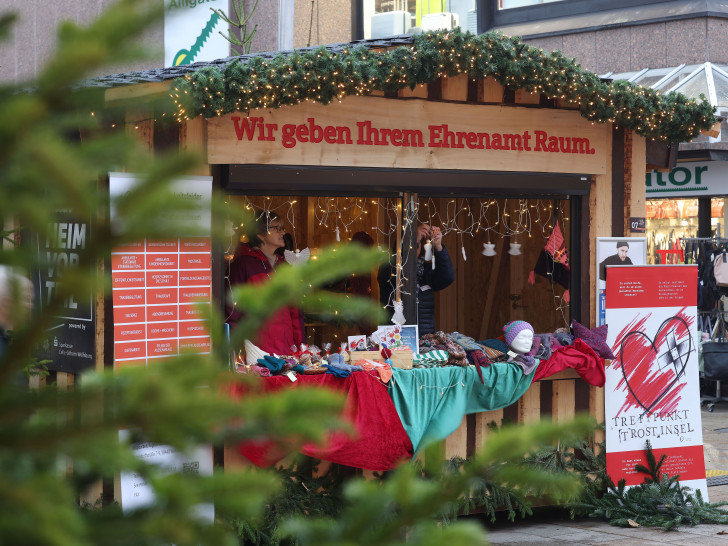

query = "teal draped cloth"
[{"left": 389, "top": 364, "right": 536, "bottom": 455}]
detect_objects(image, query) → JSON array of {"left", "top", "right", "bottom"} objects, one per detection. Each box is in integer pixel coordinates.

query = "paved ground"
[{"left": 480, "top": 403, "right": 728, "bottom": 545}]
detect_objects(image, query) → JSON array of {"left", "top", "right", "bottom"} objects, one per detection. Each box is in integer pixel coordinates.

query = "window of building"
[
  {"left": 363, "top": 0, "right": 478, "bottom": 39},
  {"left": 498, "top": 0, "right": 563, "bottom": 9}
]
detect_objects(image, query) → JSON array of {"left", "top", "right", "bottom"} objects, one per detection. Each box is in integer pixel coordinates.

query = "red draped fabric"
[
  {"left": 533, "top": 338, "right": 606, "bottom": 386},
  {"left": 232, "top": 371, "right": 414, "bottom": 471}
]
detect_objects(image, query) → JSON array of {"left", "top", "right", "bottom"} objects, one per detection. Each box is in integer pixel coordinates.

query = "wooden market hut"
[{"left": 96, "top": 29, "right": 717, "bottom": 468}]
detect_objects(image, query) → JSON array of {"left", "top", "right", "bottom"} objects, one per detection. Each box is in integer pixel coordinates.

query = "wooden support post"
[
  {"left": 443, "top": 417, "right": 468, "bottom": 459},
  {"left": 474, "top": 409, "right": 503, "bottom": 453},
  {"left": 589, "top": 385, "right": 606, "bottom": 453},
  {"left": 126, "top": 108, "right": 153, "bottom": 156},
  {"left": 28, "top": 373, "right": 46, "bottom": 390},
  {"left": 509, "top": 200, "right": 525, "bottom": 322},
  {"left": 180, "top": 116, "right": 211, "bottom": 176},
  {"left": 224, "top": 442, "right": 251, "bottom": 471},
  {"left": 552, "top": 380, "right": 575, "bottom": 424},
  {"left": 518, "top": 384, "right": 541, "bottom": 424},
  {"left": 479, "top": 236, "right": 505, "bottom": 340},
  {"left": 401, "top": 193, "right": 418, "bottom": 325}
]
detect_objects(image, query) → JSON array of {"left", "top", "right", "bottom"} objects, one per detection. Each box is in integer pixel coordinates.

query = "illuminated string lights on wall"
[
  {"left": 223, "top": 195, "right": 571, "bottom": 323},
  {"left": 169, "top": 28, "right": 716, "bottom": 144}
]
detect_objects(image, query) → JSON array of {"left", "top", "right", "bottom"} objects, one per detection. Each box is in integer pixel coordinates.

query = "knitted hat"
[{"left": 503, "top": 321, "right": 534, "bottom": 347}]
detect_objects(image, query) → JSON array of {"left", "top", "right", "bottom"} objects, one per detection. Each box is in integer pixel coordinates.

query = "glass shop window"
[
  {"left": 498, "top": 0, "right": 563, "bottom": 8},
  {"left": 363, "top": 0, "right": 478, "bottom": 39},
  {"left": 646, "top": 198, "right": 700, "bottom": 264}
]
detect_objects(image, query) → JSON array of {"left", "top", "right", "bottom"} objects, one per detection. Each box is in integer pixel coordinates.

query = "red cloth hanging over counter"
[
  {"left": 232, "top": 371, "right": 414, "bottom": 471},
  {"left": 533, "top": 338, "right": 606, "bottom": 386}
]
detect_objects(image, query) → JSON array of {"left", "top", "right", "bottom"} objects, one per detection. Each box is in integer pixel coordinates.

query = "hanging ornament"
[
  {"left": 423, "top": 240, "right": 433, "bottom": 261},
  {"left": 508, "top": 242, "right": 522, "bottom": 256},
  {"left": 482, "top": 242, "right": 496, "bottom": 256},
  {"left": 391, "top": 300, "right": 406, "bottom": 325},
  {"left": 335, "top": 226, "right": 340, "bottom": 242},
  {"left": 461, "top": 245, "right": 467, "bottom": 261},
  {"left": 284, "top": 247, "right": 310, "bottom": 266}
]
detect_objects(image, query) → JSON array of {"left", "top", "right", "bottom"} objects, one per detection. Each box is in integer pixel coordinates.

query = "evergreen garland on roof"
[{"left": 171, "top": 28, "right": 716, "bottom": 143}]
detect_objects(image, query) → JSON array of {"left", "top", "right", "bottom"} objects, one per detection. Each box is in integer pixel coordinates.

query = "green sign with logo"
[{"left": 645, "top": 162, "right": 728, "bottom": 197}]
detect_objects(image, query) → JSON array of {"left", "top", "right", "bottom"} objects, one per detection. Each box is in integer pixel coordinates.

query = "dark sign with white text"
[{"left": 35, "top": 212, "right": 95, "bottom": 373}]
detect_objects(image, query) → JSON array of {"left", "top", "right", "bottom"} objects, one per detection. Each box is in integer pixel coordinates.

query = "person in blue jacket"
[{"left": 378, "top": 223, "right": 455, "bottom": 335}]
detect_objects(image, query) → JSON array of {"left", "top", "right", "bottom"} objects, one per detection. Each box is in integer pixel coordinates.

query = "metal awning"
[{"left": 601, "top": 62, "right": 728, "bottom": 109}]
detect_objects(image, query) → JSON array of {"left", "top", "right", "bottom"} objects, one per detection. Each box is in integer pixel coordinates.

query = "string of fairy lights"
[{"left": 224, "top": 195, "right": 572, "bottom": 329}]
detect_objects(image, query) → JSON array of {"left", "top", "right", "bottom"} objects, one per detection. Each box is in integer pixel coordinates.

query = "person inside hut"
[
  {"left": 599, "top": 240, "right": 633, "bottom": 281},
  {"left": 378, "top": 223, "right": 455, "bottom": 335},
  {"left": 226, "top": 211, "right": 304, "bottom": 355}
]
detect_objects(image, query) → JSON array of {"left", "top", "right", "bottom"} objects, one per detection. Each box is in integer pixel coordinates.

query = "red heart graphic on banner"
[{"left": 618, "top": 316, "right": 693, "bottom": 415}]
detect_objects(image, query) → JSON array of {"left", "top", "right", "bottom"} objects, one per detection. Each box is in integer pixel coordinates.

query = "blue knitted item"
[
  {"left": 257, "top": 355, "right": 285, "bottom": 373},
  {"left": 323, "top": 364, "right": 350, "bottom": 378}
]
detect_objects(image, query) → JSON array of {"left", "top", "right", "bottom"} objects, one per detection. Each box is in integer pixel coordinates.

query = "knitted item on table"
[
  {"left": 324, "top": 361, "right": 364, "bottom": 378},
  {"left": 449, "top": 331, "right": 484, "bottom": 352},
  {"left": 512, "top": 354, "right": 539, "bottom": 375},
  {"left": 467, "top": 349, "right": 492, "bottom": 384},
  {"left": 326, "top": 353, "right": 346, "bottom": 367},
  {"left": 533, "top": 334, "right": 553, "bottom": 360},
  {"left": 249, "top": 364, "right": 271, "bottom": 376},
  {"left": 257, "top": 355, "right": 286, "bottom": 373},
  {"left": 332, "top": 362, "right": 364, "bottom": 374},
  {"left": 323, "top": 364, "right": 350, "bottom": 378},
  {"left": 413, "top": 350, "right": 449, "bottom": 367},
  {"left": 420, "top": 332, "right": 468, "bottom": 366},
  {"left": 492, "top": 352, "right": 539, "bottom": 375},
  {"left": 553, "top": 331, "right": 574, "bottom": 347},
  {"left": 526, "top": 336, "right": 542, "bottom": 358},
  {"left": 571, "top": 320, "right": 615, "bottom": 359},
  {"left": 479, "top": 338, "right": 510, "bottom": 355},
  {"left": 303, "top": 366, "right": 327, "bottom": 374}
]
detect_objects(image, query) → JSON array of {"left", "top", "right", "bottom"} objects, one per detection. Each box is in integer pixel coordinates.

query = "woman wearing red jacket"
[{"left": 226, "top": 212, "right": 305, "bottom": 355}]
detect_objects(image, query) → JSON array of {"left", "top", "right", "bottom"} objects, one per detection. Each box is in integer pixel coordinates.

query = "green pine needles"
[
  {"left": 573, "top": 440, "right": 728, "bottom": 530},
  {"left": 170, "top": 28, "right": 717, "bottom": 143}
]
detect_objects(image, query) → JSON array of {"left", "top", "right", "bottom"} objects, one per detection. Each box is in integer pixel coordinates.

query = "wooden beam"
[
  {"left": 126, "top": 108, "right": 153, "bottom": 156},
  {"left": 701, "top": 120, "right": 722, "bottom": 138},
  {"left": 474, "top": 409, "right": 503, "bottom": 453},
  {"left": 441, "top": 74, "right": 469, "bottom": 101},
  {"left": 179, "top": 116, "right": 210, "bottom": 175},
  {"left": 518, "top": 384, "right": 541, "bottom": 424},
  {"left": 514, "top": 89, "right": 540, "bottom": 105},
  {"left": 552, "top": 380, "right": 576, "bottom": 423},
  {"left": 478, "top": 78, "right": 504, "bottom": 103},
  {"left": 478, "top": 236, "right": 505, "bottom": 340},
  {"left": 399, "top": 84, "right": 428, "bottom": 99},
  {"left": 105, "top": 81, "right": 172, "bottom": 104},
  {"left": 443, "top": 417, "right": 468, "bottom": 459},
  {"left": 589, "top": 385, "right": 606, "bottom": 453}
]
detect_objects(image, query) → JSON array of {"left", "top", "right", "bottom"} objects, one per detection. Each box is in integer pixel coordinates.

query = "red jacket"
[{"left": 226, "top": 244, "right": 305, "bottom": 355}]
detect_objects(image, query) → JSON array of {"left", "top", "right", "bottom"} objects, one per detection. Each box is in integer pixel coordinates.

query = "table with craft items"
[{"left": 232, "top": 340, "right": 605, "bottom": 471}]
